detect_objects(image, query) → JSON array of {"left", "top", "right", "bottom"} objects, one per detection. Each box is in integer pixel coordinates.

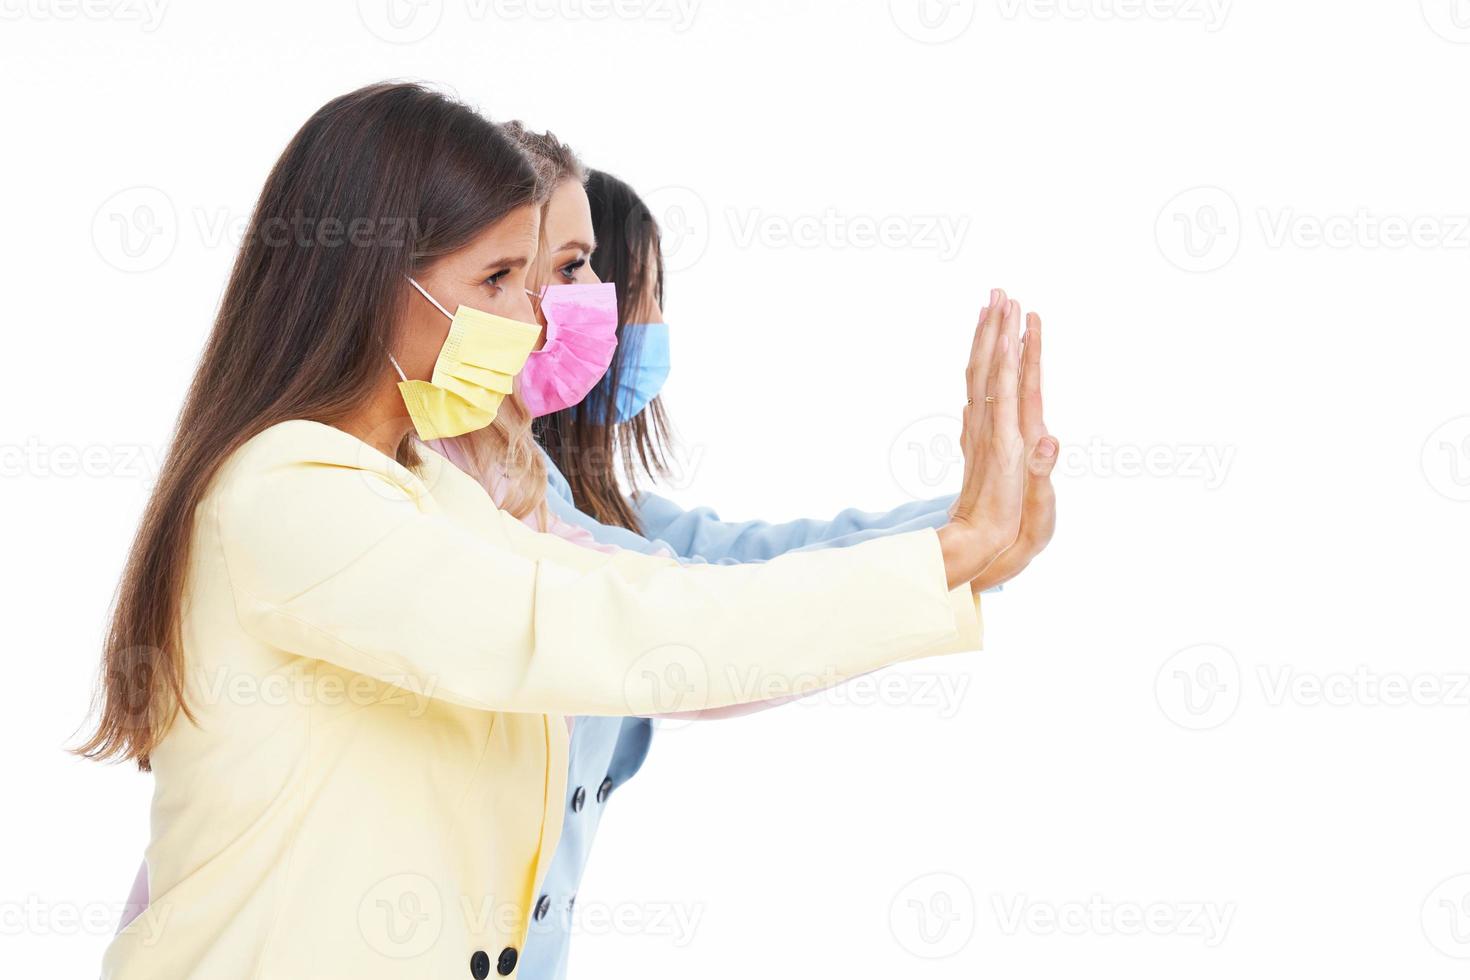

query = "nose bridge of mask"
[
  {"left": 395, "top": 276, "right": 539, "bottom": 441},
  {"left": 540, "top": 282, "right": 615, "bottom": 335}
]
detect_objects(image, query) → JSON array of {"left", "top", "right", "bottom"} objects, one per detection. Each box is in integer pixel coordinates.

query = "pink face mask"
[{"left": 517, "top": 282, "right": 619, "bottom": 418}]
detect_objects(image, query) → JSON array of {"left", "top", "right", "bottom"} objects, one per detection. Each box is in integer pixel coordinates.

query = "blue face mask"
[{"left": 587, "top": 322, "right": 670, "bottom": 423}]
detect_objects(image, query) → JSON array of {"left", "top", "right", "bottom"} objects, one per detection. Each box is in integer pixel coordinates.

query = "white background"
[{"left": 4, "top": 1, "right": 1470, "bottom": 977}]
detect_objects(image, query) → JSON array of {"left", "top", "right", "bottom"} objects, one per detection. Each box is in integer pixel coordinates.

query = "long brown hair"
[
  {"left": 536, "top": 168, "right": 673, "bottom": 531},
  {"left": 76, "top": 82, "right": 543, "bottom": 768}
]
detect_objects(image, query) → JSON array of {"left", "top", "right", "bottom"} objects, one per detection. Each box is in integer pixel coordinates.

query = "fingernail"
[
  {"left": 978, "top": 306, "right": 989, "bottom": 320},
  {"left": 990, "top": 288, "right": 999, "bottom": 305},
  {"left": 1038, "top": 438, "right": 1057, "bottom": 458}
]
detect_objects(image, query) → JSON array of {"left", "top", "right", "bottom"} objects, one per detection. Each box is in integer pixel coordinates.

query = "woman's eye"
[
  {"left": 482, "top": 270, "right": 509, "bottom": 292},
  {"left": 558, "top": 258, "right": 586, "bottom": 282}
]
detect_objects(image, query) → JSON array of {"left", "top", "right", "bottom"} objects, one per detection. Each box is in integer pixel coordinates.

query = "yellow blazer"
[{"left": 103, "top": 420, "right": 980, "bottom": 979}]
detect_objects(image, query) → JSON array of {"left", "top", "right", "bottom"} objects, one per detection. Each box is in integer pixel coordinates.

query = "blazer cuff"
[
  {"left": 899, "top": 531, "right": 983, "bottom": 661},
  {"left": 947, "top": 588, "right": 983, "bottom": 653}
]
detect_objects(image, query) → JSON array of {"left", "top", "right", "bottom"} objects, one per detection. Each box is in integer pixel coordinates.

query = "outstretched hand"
[{"left": 970, "top": 309, "right": 1057, "bottom": 591}]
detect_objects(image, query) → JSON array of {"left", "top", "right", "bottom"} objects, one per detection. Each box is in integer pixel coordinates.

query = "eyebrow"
[
  {"left": 556, "top": 239, "right": 595, "bottom": 255},
  {"left": 481, "top": 255, "right": 530, "bottom": 272}
]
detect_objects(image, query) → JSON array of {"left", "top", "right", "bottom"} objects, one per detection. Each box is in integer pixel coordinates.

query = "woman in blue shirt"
[{"left": 511, "top": 140, "right": 1059, "bottom": 979}]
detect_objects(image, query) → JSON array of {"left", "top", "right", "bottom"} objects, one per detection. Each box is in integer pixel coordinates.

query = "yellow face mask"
[{"left": 391, "top": 277, "right": 540, "bottom": 442}]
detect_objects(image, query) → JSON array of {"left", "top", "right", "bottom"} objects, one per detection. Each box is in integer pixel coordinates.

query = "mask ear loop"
[
  {"left": 407, "top": 276, "right": 455, "bottom": 320},
  {"left": 524, "top": 286, "right": 547, "bottom": 316},
  {"left": 389, "top": 277, "right": 454, "bottom": 383}
]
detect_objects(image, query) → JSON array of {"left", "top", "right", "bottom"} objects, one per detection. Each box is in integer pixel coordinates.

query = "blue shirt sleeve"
[
  {"left": 543, "top": 489, "right": 684, "bottom": 556},
  {"left": 541, "top": 450, "right": 688, "bottom": 557},
  {"left": 630, "top": 490, "right": 957, "bottom": 561},
  {"left": 541, "top": 450, "right": 991, "bottom": 588}
]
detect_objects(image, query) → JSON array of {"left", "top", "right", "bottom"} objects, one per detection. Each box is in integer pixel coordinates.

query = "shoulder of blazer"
[{"left": 216, "top": 420, "right": 426, "bottom": 497}]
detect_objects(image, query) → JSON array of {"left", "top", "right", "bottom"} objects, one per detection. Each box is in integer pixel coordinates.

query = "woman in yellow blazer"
[{"left": 81, "top": 82, "right": 1045, "bottom": 980}]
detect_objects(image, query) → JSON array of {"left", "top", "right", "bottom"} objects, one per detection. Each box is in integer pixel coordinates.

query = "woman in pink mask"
[{"left": 422, "top": 124, "right": 638, "bottom": 559}]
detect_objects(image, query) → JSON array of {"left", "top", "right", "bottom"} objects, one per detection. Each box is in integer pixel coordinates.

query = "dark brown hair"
[
  {"left": 536, "top": 168, "right": 672, "bottom": 531},
  {"left": 77, "top": 82, "right": 541, "bottom": 768}
]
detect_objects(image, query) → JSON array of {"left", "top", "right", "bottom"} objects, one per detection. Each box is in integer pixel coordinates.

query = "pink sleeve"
[
  {"left": 653, "top": 669, "right": 883, "bottom": 720},
  {"left": 427, "top": 437, "right": 634, "bottom": 556},
  {"left": 117, "top": 859, "right": 148, "bottom": 933}
]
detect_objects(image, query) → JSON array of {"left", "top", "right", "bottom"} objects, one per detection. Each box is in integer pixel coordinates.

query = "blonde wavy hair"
[
  {"left": 503, "top": 121, "right": 588, "bottom": 294},
  {"left": 437, "top": 123, "right": 586, "bottom": 523}
]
